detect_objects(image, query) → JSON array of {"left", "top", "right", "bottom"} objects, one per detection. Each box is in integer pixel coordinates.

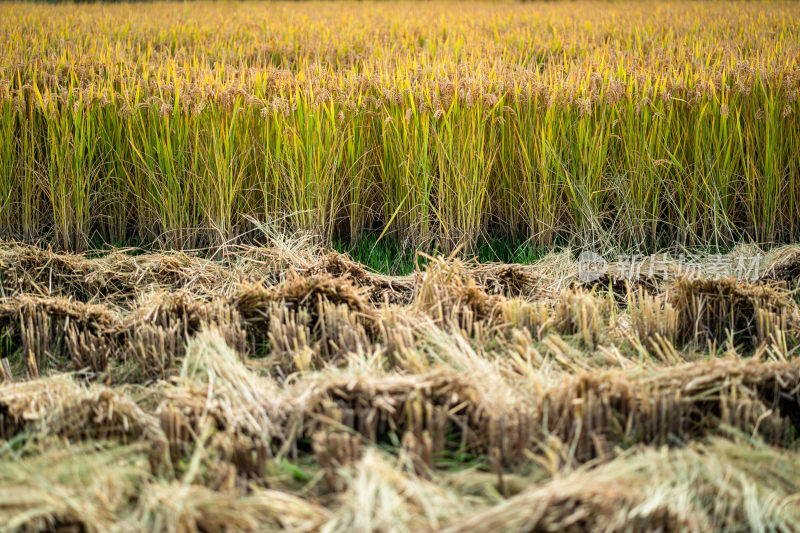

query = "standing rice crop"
[{"left": 0, "top": 1, "right": 798, "bottom": 253}]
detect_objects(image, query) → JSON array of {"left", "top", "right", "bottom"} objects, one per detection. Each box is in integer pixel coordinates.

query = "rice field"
[
  {"left": 2, "top": 239, "right": 800, "bottom": 531},
  {"left": 2, "top": 1, "right": 800, "bottom": 532},
  {"left": 2, "top": 1, "right": 800, "bottom": 252}
]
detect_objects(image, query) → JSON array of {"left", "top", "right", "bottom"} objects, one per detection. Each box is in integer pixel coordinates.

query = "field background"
[
  {"left": 3, "top": 2, "right": 800, "bottom": 532},
  {"left": 2, "top": 1, "right": 799, "bottom": 255}
]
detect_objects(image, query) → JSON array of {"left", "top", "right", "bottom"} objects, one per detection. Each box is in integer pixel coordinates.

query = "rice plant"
[
  {"left": 0, "top": 1, "right": 798, "bottom": 253},
  {"left": 2, "top": 3, "right": 800, "bottom": 530}
]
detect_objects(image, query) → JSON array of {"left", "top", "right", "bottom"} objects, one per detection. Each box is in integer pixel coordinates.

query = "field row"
[
  {"left": 1, "top": 240, "right": 800, "bottom": 530},
  {"left": 2, "top": 2, "right": 799, "bottom": 251},
  {"left": 2, "top": 90, "right": 799, "bottom": 252}
]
